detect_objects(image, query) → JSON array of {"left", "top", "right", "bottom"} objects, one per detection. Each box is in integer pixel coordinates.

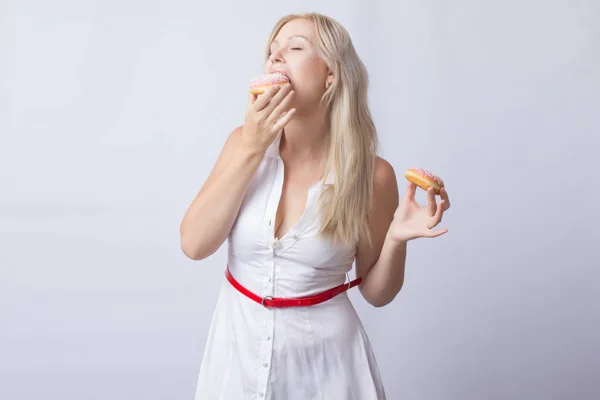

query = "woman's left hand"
[{"left": 388, "top": 182, "right": 451, "bottom": 243}]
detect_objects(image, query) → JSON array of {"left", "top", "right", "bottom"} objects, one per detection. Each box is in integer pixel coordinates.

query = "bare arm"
[
  {"left": 180, "top": 84, "right": 296, "bottom": 260},
  {"left": 356, "top": 157, "right": 450, "bottom": 307},
  {"left": 180, "top": 127, "right": 264, "bottom": 260},
  {"left": 355, "top": 158, "right": 405, "bottom": 307}
]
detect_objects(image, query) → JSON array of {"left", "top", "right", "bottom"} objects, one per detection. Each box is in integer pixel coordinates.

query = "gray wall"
[{"left": 1, "top": 0, "right": 598, "bottom": 398}]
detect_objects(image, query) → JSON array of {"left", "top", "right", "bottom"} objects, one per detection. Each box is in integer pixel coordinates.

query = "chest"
[
  {"left": 227, "top": 157, "right": 356, "bottom": 269},
  {"left": 273, "top": 164, "right": 321, "bottom": 240}
]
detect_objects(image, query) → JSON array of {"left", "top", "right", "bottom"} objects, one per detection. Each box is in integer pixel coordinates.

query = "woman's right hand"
[{"left": 239, "top": 83, "right": 296, "bottom": 155}]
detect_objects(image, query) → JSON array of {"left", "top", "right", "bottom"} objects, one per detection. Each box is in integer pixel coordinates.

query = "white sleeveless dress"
[{"left": 194, "top": 134, "right": 386, "bottom": 400}]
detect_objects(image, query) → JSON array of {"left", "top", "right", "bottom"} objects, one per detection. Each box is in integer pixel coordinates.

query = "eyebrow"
[{"left": 271, "top": 35, "right": 310, "bottom": 45}]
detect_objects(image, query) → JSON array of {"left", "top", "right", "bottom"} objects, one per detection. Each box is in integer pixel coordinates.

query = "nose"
[{"left": 269, "top": 49, "right": 283, "bottom": 64}]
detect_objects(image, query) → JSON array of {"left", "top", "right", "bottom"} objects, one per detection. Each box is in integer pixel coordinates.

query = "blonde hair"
[{"left": 266, "top": 12, "right": 378, "bottom": 247}]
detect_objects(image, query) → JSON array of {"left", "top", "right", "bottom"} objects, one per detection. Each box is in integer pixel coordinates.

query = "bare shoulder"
[
  {"left": 373, "top": 156, "right": 399, "bottom": 201},
  {"left": 370, "top": 156, "right": 399, "bottom": 236},
  {"left": 355, "top": 156, "right": 399, "bottom": 280}
]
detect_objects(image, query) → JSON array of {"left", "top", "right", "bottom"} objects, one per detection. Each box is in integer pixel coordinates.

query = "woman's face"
[{"left": 265, "top": 19, "right": 331, "bottom": 110}]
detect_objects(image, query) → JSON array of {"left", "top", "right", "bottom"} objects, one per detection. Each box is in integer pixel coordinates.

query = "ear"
[
  {"left": 326, "top": 70, "right": 334, "bottom": 85},
  {"left": 325, "top": 70, "right": 334, "bottom": 89}
]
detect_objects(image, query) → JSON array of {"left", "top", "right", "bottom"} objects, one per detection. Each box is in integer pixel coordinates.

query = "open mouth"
[{"left": 272, "top": 71, "right": 290, "bottom": 83}]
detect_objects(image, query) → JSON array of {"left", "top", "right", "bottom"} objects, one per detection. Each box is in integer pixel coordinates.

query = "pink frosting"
[
  {"left": 408, "top": 168, "right": 444, "bottom": 186},
  {"left": 249, "top": 73, "right": 289, "bottom": 88}
]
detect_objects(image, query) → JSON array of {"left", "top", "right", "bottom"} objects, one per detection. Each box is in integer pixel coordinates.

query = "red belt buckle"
[
  {"left": 225, "top": 266, "right": 362, "bottom": 308},
  {"left": 261, "top": 296, "right": 273, "bottom": 307}
]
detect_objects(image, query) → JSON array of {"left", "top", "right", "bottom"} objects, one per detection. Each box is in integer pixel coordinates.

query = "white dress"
[{"left": 194, "top": 134, "right": 386, "bottom": 400}]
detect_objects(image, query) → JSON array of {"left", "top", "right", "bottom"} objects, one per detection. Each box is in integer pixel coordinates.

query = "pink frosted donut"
[
  {"left": 249, "top": 73, "right": 289, "bottom": 95},
  {"left": 405, "top": 168, "right": 445, "bottom": 194}
]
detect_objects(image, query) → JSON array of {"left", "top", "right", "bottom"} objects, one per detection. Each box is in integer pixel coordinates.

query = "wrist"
[
  {"left": 235, "top": 143, "right": 266, "bottom": 161},
  {"left": 386, "top": 229, "right": 409, "bottom": 247}
]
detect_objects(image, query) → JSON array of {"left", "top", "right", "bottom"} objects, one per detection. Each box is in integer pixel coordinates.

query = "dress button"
[
  {"left": 262, "top": 362, "right": 269, "bottom": 368},
  {"left": 258, "top": 393, "right": 264, "bottom": 397}
]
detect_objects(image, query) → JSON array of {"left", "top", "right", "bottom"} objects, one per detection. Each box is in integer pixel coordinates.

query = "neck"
[{"left": 279, "top": 107, "right": 329, "bottom": 162}]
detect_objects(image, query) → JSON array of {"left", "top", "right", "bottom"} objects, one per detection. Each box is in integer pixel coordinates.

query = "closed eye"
[{"left": 268, "top": 47, "right": 302, "bottom": 57}]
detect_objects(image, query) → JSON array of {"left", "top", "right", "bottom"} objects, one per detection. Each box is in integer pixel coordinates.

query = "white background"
[{"left": 1, "top": 0, "right": 599, "bottom": 399}]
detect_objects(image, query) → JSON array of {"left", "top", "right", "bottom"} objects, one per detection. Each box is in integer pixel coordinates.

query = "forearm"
[
  {"left": 360, "top": 231, "right": 407, "bottom": 307},
  {"left": 180, "top": 147, "right": 264, "bottom": 260}
]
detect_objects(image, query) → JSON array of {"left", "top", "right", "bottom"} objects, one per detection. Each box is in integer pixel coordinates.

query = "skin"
[{"left": 179, "top": 18, "right": 451, "bottom": 307}]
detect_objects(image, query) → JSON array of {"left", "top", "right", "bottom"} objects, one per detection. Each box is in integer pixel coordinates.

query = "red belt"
[{"left": 225, "top": 267, "right": 362, "bottom": 308}]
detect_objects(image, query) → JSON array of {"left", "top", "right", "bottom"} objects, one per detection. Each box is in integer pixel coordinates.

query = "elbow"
[
  {"left": 181, "top": 239, "right": 218, "bottom": 261},
  {"left": 180, "top": 222, "right": 227, "bottom": 261},
  {"left": 360, "top": 289, "right": 389, "bottom": 308},
  {"left": 362, "top": 283, "right": 404, "bottom": 308},
  {"left": 180, "top": 235, "right": 200, "bottom": 260},
  {"left": 180, "top": 226, "right": 213, "bottom": 261},
  {"left": 369, "top": 298, "right": 393, "bottom": 308},
  {"left": 181, "top": 241, "right": 207, "bottom": 261}
]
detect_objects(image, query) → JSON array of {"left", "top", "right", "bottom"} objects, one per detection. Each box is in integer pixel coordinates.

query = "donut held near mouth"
[{"left": 249, "top": 72, "right": 290, "bottom": 95}]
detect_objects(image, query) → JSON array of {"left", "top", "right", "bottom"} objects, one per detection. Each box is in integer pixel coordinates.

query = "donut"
[
  {"left": 405, "top": 168, "right": 445, "bottom": 194},
  {"left": 249, "top": 72, "right": 289, "bottom": 95}
]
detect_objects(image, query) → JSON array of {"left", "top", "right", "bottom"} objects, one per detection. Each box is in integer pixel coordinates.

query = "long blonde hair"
[{"left": 266, "top": 13, "right": 378, "bottom": 247}]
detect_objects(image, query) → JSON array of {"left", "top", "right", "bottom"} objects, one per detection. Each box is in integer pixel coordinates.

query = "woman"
[{"left": 181, "top": 12, "right": 451, "bottom": 400}]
